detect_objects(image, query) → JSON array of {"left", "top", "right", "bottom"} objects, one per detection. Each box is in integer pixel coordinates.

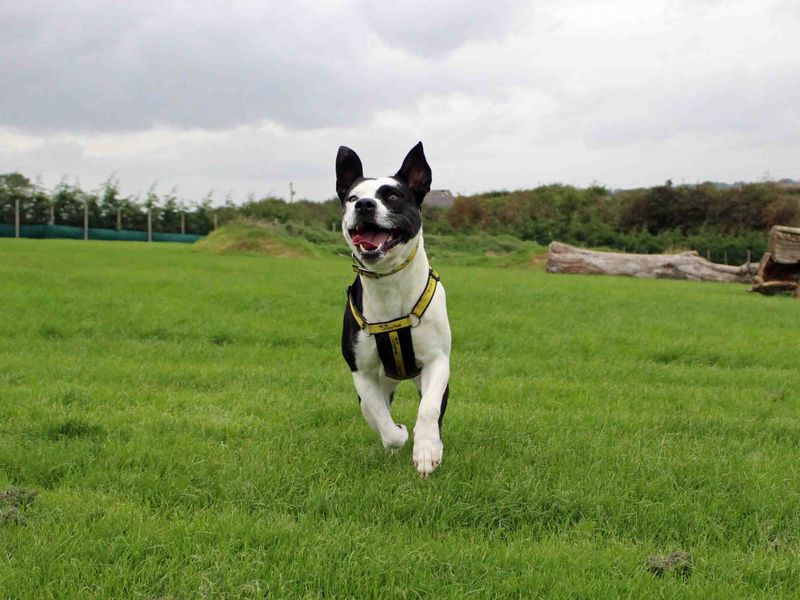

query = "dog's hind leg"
[{"left": 352, "top": 372, "right": 408, "bottom": 450}]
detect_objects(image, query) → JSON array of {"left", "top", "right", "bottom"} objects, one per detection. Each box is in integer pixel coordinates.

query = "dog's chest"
[
  {"left": 354, "top": 286, "right": 422, "bottom": 380},
  {"left": 343, "top": 269, "right": 441, "bottom": 380}
]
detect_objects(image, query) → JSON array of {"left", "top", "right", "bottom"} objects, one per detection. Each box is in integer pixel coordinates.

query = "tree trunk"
[
  {"left": 546, "top": 241, "right": 756, "bottom": 283},
  {"left": 751, "top": 250, "right": 800, "bottom": 297},
  {"left": 769, "top": 225, "right": 800, "bottom": 264}
]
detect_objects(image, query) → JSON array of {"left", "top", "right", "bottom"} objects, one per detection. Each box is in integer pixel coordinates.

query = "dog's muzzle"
[{"left": 349, "top": 222, "right": 402, "bottom": 258}]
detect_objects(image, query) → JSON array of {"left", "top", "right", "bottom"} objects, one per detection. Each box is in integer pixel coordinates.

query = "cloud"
[
  {"left": 0, "top": 0, "right": 531, "bottom": 134},
  {"left": 357, "top": 0, "right": 533, "bottom": 56},
  {"left": 0, "top": 0, "right": 798, "bottom": 200}
]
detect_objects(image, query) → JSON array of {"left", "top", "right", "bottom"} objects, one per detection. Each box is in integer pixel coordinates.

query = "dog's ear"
[
  {"left": 336, "top": 146, "right": 364, "bottom": 202},
  {"left": 395, "top": 141, "right": 432, "bottom": 205}
]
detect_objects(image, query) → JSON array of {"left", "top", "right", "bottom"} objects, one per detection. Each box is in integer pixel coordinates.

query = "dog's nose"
[{"left": 354, "top": 198, "right": 377, "bottom": 214}]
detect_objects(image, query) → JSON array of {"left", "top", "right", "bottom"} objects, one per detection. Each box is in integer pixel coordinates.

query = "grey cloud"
[
  {"left": 771, "top": 0, "right": 800, "bottom": 21},
  {"left": 357, "top": 0, "right": 532, "bottom": 56},
  {"left": 2, "top": 0, "right": 798, "bottom": 201},
  {"left": 0, "top": 0, "right": 527, "bottom": 134},
  {"left": 1, "top": 2, "right": 369, "bottom": 132},
  {"left": 579, "top": 67, "right": 800, "bottom": 147}
]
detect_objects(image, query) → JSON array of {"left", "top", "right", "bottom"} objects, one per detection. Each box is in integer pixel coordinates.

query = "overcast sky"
[{"left": 1, "top": 0, "right": 798, "bottom": 203}]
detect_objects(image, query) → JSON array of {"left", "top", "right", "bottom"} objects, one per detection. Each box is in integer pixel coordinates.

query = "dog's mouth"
[{"left": 349, "top": 224, "right": 402, "bottom": 258}]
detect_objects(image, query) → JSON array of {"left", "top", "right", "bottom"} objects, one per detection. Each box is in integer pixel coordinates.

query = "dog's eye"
[
  {"left": 387, "top": 194, "right": 398, "bottom": 202},
  {"left": 348, "top": 195, "right": 358, "bottom": 203}
]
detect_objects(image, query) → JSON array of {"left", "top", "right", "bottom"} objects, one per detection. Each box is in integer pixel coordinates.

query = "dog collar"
[{"left": 352, "top": 242, "right": 419, "bottom": 279}]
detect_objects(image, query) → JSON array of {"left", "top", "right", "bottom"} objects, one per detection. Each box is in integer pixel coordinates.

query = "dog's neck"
[{"left": 359, "top": 234, "right": 430, "bottom": 323}]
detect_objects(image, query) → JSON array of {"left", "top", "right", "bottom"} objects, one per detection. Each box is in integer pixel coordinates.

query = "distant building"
[
  {"left": 777, "top": 178, "right": 800, "bottom": 190},
  {"left": 424, "top": 189, "right": 455, "bottom": 208}
]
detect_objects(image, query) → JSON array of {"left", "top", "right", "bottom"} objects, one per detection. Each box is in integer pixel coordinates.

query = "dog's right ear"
[{"left": 336, "top": 146, "right": 364, "bottom": 202}]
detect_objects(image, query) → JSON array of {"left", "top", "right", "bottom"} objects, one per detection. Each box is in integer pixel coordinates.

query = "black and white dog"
[{"left": 336, "top": 142, "right": 451, "bottom": 478}]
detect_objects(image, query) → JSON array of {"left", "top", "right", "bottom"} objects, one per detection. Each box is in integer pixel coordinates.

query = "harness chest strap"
[
  {"left": 348, "top": 268, "right": 440, "bottom": 381},
  {"left": 348, "top": 268, "right": 440, "bottom": 335}
]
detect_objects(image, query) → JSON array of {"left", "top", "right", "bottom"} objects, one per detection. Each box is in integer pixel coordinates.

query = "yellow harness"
[{"left": 347, "top": 265, "right": 440, "bottom": 380}]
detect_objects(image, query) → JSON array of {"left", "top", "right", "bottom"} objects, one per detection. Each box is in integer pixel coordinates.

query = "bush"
[{"left": 3, "top": 169, "right": 794, "bottom": 264}]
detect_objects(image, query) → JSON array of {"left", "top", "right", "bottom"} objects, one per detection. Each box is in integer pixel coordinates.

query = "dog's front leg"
[
  {"left": 352, "top": 372, "right": 408, "bottom": 450},
  {"left": 413, "top": 357, "right": 449, "bottom": 477}
]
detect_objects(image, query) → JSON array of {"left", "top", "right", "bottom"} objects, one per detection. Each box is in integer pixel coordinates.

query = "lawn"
[{"left": 1, "top": 238, "right": 799, "bottom": 598}]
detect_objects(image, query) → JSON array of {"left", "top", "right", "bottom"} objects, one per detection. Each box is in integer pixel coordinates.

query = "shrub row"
[{"left": 4, "top": 171, "right": 798, "bottom": 263}]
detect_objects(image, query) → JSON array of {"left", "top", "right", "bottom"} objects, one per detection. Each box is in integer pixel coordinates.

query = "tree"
[{"left": 0, "top": 173, "right": 34, "bottom": 225}]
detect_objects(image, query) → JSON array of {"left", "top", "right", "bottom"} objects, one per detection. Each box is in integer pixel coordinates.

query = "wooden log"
[
  {"left": 751, "top": 280, "right": 799, "bottom": 296},
  {"left": 757, "top": 252, "right": 800, "bottom": 283},
  {"left": 751, "top": 251, "right": 800, "bottom": 297},
  {"left": 769, "top": 225, "right": 800, "bottom": 264},
  {"left": 547, "top": 241, "right": 756, "bottom": 283},
  {"left": 756, "top": 252, "right": 772, "bottom": 282}
]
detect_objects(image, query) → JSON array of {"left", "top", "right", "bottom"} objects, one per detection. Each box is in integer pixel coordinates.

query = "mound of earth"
[{"left": 195, "top": 220, "right": 314, "bottom": 258}]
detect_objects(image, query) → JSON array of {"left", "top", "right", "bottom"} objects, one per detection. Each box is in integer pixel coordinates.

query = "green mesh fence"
[{"left": 0, "top": 224, "right": 203, "bottom": 243}]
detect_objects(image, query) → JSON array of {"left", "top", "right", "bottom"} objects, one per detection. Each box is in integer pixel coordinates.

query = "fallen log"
[
  {"left": 546, "top": 241, "right": 756, "bottom": 283},
  {"left": 751, "top": 280, "right": 799, "bottom": 295}
]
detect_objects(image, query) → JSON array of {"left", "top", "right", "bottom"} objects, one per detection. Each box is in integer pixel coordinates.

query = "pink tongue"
[{"left": 352, "top": 230, "right": 391, "bottom": 250}]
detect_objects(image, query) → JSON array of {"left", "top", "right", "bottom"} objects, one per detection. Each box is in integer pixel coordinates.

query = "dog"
[{"left": 336, "top": 142, "right": 451, "bottom": 478}]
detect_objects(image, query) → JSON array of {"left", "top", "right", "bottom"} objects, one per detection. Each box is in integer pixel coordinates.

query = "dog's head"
[{"left": 336, "top": 142, "right": 432, "bottom": 268}]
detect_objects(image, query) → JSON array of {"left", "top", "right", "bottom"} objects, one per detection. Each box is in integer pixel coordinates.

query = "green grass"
[{"left": 1, "top": 238, "right": 799, "bottom": 598}]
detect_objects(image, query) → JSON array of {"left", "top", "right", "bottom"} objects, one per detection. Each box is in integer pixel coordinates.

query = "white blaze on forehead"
[
  {"left": 348, "top": 177, "right": 402, "bottom": 200},
  {"left": 342, "top": 176, "right": 399, "bottom": 231}
]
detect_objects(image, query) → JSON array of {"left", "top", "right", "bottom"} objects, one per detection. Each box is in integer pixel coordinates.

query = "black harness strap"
[{"left": 374, "top": 327, "right": 420, "bottom": 380}]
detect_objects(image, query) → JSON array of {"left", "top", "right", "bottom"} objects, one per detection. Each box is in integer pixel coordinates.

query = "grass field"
[{"left": 1, "top": 238, "right": 799, "bottom": 598}]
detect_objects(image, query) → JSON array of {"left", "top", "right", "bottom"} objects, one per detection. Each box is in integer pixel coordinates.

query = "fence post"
[
  {"left": 213, "top": 211, "right": 218, "bottom": 230},
  {"left": 49, "top": 203, "right": 54, "bottom": 225},
  {"left": 83, "top": 198, "right": 89, "bottom": 240},
  {"left": 181, "top": 212, "right": 185, "bottom": 235},
  {"left": 147, "top": 207, "right": 152, "bottom": 242},
  {"left": 15, "top": 198, "right": 20, "bottom": 238},
  {"left": 117, "top": 207, "right": 122, "bottom": 231}
]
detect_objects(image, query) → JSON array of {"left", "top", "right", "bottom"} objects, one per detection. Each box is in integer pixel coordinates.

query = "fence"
[{"left": 0, "top": 224, "right": 203, "bottom": 243}]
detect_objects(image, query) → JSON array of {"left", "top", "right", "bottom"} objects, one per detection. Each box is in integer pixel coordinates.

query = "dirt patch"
[
  {"left": 646, "top": 551, "right": 693, "bottom": 577},
  {"left": 1, "top": 486, "right": 38, "bottom": 526},
  {"left": 527, "top": 252, "right": 549, "bottom": 269}
]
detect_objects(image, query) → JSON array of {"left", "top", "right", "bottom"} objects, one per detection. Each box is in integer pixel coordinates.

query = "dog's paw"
[
  {"left": 412, "top": 437, "right": 443, "bottom": 478},
  {"left": 382, "top": 424, "right": 408, "bottom": 450}
]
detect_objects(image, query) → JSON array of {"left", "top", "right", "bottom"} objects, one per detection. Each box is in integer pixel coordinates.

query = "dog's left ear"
[
  {"left": 336, "top": 146, "right": 364, "bottom": 202},
  {"left": 395, "top": 141, "right": 432, "bottom": 205}
]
